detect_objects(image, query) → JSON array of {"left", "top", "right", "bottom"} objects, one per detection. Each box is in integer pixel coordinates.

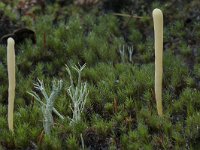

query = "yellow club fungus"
[
  {"left": 7, "top": 37, "right": 15, "bottom": 131},
  {"left": 153, "top": 8, "right": 163, "bottom": 116}
]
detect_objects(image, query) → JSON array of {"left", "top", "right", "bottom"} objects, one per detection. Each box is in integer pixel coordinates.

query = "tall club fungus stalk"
[
  {"left": 7, "top": 37, "right": 15, "bottom": 132},
  {"left": 153, "top": 8, "right": 163, "bottom": 116}
]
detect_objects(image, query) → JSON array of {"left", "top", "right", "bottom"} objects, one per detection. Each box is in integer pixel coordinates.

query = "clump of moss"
[{"left": 0, "top": 0, "right": 200, "bottom": 149}]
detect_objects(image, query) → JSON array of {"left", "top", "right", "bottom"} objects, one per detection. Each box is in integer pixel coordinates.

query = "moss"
[
  {"left": 66, "top": 135, "right": 79, "bottom": 150},
  {"left": 0, "top": 0, "right": 199, "bottom": 149},
  {"left": 40, "top": 135, "right": 62, "bottom": 150}
]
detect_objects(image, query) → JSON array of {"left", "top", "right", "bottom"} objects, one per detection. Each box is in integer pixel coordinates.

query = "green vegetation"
[{"left": 0, "top": 0, "right": 200, "bottom": 149}]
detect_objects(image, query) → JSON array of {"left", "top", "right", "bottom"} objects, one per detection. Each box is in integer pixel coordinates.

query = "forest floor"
[{"left": 0, "top": 0, "right": 200, "bottom": 149}]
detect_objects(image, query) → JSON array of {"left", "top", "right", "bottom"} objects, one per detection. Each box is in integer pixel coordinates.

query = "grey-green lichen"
[{"left": 28, "top": 79, "right": 63, "bottom": 135}]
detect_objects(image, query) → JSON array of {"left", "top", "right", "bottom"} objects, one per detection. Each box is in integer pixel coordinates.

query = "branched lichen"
[
  {"left": 65, "top": 63, "right": 89, "bottom": 125},
  {"left": 128, "top": 46, "right": 134, "bottom": 62},
  {"left": 27, "top": 79, "right": 63, "bottom": 135},
  {"left": 119, "top": 45, "right": 125, "bottom": 63}
]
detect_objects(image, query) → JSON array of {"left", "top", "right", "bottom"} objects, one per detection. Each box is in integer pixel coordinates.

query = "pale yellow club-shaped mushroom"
[
  {"left": 7, "top": 37, "right": 15, "bottom": 132},
  {"left": 153, "top": 8, "right": 163, "bottom": 116}
]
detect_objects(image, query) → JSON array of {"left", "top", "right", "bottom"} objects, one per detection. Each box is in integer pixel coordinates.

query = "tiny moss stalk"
[
  {"left": 153, "top": 8, "right": 163, "bottom": 116},
  {"left": 7, "top": 37, "right": 15, "bottom": 132}
]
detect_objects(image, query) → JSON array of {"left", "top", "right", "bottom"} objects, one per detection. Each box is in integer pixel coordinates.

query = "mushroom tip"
[
  {"left": 7, "top": 37, "right": 15, "bottom": 45},
  {"left": 152, "top": 8, "right": 163, "bottom": 16}
]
